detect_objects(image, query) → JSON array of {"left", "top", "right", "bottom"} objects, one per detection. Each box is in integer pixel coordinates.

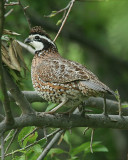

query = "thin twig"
[
  {"left": 4, "top": 2, "right": 19, "bottom": 6},
  {"left": 44, "top": 2, "right": 70, "bottom": 18},
  {"left": 21, "top": 127, "right": 38, "bottom": 144},
  {"left": 1, "top": 134, "right": 5, "bottom": 160},
  {"left": 18, "top": 0, "right": 31, "bottom": 29},
  {"left": 83, "top": 127, "right": 89, "bottom": 135},
  {"left": 53, "top": 0, "right": 75, "bottom": 42},
  {"left": 37, "top": 130, "right": 65, "bottom": 160},
  {"left": 90, "top": 128, "right": 95, "bottom": 153},
  {"left": 3, "top": 129, "right": 61, "bottom": 158},
  {"left": 43, "top": 127, "right": 48, "bottom": 141},
  {"left": 4, "top": 9, "right": 13, "bottom": 17},
  {"left": 5, "top": 129, "right": 19, "bottom": 154},
  {"left": 4, "top": 129, "right": 14, "bottom": 143},
  {"left": 56, "top": 10, "right": 67, "bottom": 26},
  {"left": 57, "top": 133, "right": 64, "bottom": 145}
]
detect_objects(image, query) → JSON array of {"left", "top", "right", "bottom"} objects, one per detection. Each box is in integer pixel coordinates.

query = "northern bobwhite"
[{"left": 24, "top": 26, "right": 115, "bottom": 114}]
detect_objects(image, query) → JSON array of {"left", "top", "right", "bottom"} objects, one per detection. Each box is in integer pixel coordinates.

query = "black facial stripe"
[
  {"left": 32, "top": 35, "right": 57, "bottom": 51},
  {"left": 38, "top": 38, "right": 51, "bottom": 50},
  {"left": 43, "top": 40, "right": 51, "bottom": 50}
]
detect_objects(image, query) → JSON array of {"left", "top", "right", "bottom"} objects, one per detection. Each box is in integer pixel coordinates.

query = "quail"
[{"left": 24, "top": 26, "right": 115, "bottom": 114}]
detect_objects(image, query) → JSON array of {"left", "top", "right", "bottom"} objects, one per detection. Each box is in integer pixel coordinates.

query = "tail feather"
[{"left": 80, "top": 80, "right": 116, "bottom": 97}]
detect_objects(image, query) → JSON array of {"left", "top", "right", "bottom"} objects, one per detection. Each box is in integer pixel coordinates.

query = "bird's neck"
[{"left": 34, "top": 46, "right": 61, "bottom": 59}]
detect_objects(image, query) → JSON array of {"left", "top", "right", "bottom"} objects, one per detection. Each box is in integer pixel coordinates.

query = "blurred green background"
[{"left": 3, "top": 0, "right": 128, "bottom": 159}]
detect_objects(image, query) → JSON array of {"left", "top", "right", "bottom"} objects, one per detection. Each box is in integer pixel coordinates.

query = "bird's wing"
[
  {"left": 36, "top": 57, "right": 97, "bottom": 83},
  {"left": 36, "top": 57, "right": 114, "bottom": 94}
]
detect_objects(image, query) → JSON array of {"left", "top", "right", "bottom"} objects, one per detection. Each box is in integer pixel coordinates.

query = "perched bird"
[{"left": 24, "top": 26, "right": 115, "bottom": 114}]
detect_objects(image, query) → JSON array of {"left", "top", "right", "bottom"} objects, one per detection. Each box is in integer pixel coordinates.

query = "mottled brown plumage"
[{"left": 25, "top": 26, "right": 114, "bottom": 113}]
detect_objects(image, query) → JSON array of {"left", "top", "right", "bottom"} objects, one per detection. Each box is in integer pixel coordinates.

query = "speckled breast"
[{"left": 31, "top": 71, "right": 83, "bottom": 104}]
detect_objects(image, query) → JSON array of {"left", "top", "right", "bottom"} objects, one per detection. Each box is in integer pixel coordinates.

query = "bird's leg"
[
  {"left": 103, "top": 95, "right": 107, "bottom": 116},
  {"left": 118, "top": 97, "right": 122, "bottom": 117},
  {"left": 115, "top": 90, "right": 122, "bottom": 116},
  {"left": 46, "top": 99, "right": 67, "bottom": 114}
]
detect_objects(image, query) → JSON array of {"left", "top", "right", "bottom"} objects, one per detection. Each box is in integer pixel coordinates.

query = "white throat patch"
[
  {"left": 30, "top": 41, "right": 44, "bottom": 51},
  {"left": 28, "top": 34, "right": 56, "bottom": 51}
]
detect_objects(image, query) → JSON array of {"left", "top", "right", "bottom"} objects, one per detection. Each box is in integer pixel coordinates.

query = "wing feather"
[
  {"left": 36, "top": 57, "right": 98, "bottom": 83},
  {"left": 35, "top": 57, "right": 114, "bottom": 95}
]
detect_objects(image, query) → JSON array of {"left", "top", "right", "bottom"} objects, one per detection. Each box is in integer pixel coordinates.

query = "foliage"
[
  {"left": 0, "top": 0, "right": 128, "bottom": 160},
  {"left": 4, "top": 127, "right": 108, "bottom": 160}
]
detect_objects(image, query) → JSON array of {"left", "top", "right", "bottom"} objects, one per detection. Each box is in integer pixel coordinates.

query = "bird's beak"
[{"left": 24, "top": 38, "right": 32, "bottom": 44}]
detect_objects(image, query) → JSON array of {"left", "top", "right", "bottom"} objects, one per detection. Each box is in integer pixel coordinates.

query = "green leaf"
[
  {"left": 71, "top": 141, "right": 90, "bottom": 156},
  {"left": 48, "top": 11, "right": 57, "bottom": 18},
  {"left": 63, "top": 132, "right": 70, "bottom": 145},
  {"left": 68, "top": 156, "right": 79, "bottom": 160},
  {"left": 121, "top": 103, "right": 128, "bottom": 108},
  {"left": 12, "top": 155, "right": 25, "bottom": 160},
  {"left": 71, "top": 141, "right": 108, "bottom": 156},
  {"left": 18, "top": 126, "right": 37, "bottom": 147},
  {"left": 23, "top": 131, "right": 38, "bottom": 146},
  {"left": 32, "top": 144, "right": 42, "bottom": 153},
  {"left": 48, "top": 148, "right": 67, "bottom": 155},
  {"left": 37, "top": 138, "right": 47, "bottom": 146},
  {"left": 52, "top": 11, "right": 57, "bottom": 13},
  {"left": 63, "top": 131, "right": 72, "bottom": 151},
  {"left": 26, "top": 144, "right": 42, "bottom": 160},
  {"left": 115, "top": 90, "right": 120, "bottom": 102},
  {"left": 56, "top": 19, "right": 62, "bottom": 26},
  {"left": 45, "top": 103, "right": 57, "bottom": 112}
]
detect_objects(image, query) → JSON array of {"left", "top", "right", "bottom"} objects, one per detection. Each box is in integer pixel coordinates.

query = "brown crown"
[{"left": 30, "top": 26, "right": 51, "bottom": 40}]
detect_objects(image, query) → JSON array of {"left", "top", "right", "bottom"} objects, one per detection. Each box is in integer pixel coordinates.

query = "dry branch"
[
  {"left": 7, "top": 91, "right": 128, "bottom": 116},
  {"left": 0, "top": 0, "right": 14, "bottom": 125},
  {"left": 3, "top": 69, "right": 35, "bottom": 115},
  {"left": 0, "top": 112, "right": 128, "bottom": 134},
  {"left": 54, "top": 0, "right": 75, "bottom": 42}
]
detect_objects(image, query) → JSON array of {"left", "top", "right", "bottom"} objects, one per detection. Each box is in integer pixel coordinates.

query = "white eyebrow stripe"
[{"left": 31, "top": 34, "right": 56, "bottom": 47}]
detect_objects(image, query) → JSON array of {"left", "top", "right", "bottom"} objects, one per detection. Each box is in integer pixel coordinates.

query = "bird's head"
[{"left": 24, "top": 26, "right": 56, "bottom": 52}]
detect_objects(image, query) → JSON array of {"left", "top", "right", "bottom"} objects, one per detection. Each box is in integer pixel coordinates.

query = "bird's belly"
[{"left": 32, "top": 76, "right": 83, "bottom": 104}]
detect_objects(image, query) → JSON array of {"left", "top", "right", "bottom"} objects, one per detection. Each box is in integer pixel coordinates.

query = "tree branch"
[
  {"left": 3, "top": 69, "right": 35, "bottom": 115},
  {"left": 7, "top": 91, "right": 128, "bottom": 116},
  {"left": 5, "top": 129, "right": 19, "bottom": 154},
  {"left": 0, "top": 112, "right": 128, "bottom": 134},
  {"left": 0, "top": 0, "right": 14, "bottom": 125},
  {"left": 37, "top": 129, "right": 65, "bottom": 160},
  {"left": 4, "top": 9, "right": 13, "bottom": 17},
  {"left": 4, "top": 2, "right": 19, "bottom": 6},
  {"left": 18, "top": 0, "right": 31, "bottom": 29}
]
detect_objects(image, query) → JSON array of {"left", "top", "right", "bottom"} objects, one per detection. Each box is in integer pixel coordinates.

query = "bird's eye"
[{"left": 35, "top": 36, "right": 40, "bottom": 40}]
